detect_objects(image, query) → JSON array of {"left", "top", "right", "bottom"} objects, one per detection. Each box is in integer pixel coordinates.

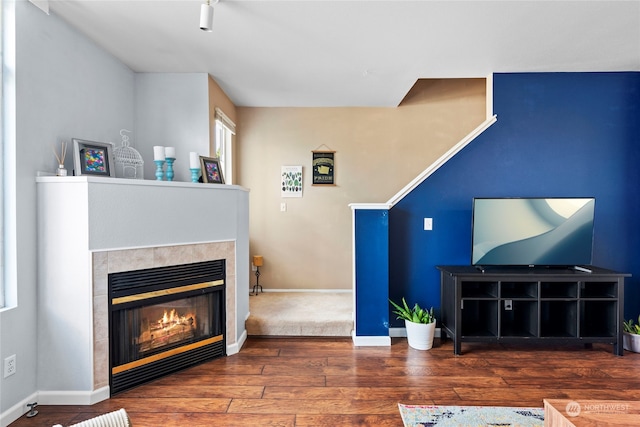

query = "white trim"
[
  {"left": 227, "top": 329, "right": 247, "bottom": 355},
  {"left": 35, "top": 175, "right": 248, "bottom": 191},
  {"left": 349, "top": 202, "right": 391, "bottom": 210},
  {"left": 251, "top": 288, "right": 352, "bottom": 293},
  {"left": 352, "top": 333, "right": 391, "bottom": 347},
  {"left": 0, "top": 392, "right": 37, "bottom": 427},
  {"left": 214, "top": 107, "right": 236, "bottom": 134},
  {"left": 36, "top": 386, "right": 110, "bottom": 406},
  {"left": 386, "top": 114, "right": 498, "bottom": 206},
  {"left": 351, "top": 207, "right": 357, "bottom": 339},
  {"left": 486, "top": 74, "right": 494, "bottom": 121}
]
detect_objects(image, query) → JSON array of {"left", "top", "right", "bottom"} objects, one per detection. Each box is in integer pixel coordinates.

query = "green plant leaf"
[
  {"left": 389, "top": 297, "right": 434, "bottom": 324},
  {"left": 402, "top": 298, "right": 411, "bottom": 314},
  {"left": 624, "top": 317, "right": 640, "bottom": 334}
]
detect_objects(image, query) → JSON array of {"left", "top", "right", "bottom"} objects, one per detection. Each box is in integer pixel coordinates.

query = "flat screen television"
[{"left": 471, "top": 197, "right": 595, "bottom": 267}]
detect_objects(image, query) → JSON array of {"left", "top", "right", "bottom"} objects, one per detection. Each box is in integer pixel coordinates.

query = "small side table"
[
  {"left": 251, "top": 255, "right": 264, "bottom": 295},
  {"left": 251, "top": 265, "right": 263, "bottom": 295}
]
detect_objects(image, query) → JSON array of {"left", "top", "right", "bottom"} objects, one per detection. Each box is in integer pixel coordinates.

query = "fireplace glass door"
[
  {"left": 109, "top": 260, "right": 226, "bottom": 394},
  {"left": 112, "top": 291, "right": 222, "bottom": 366}
]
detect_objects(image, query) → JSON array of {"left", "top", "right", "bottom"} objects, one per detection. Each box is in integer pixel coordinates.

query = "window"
[
  {"left": 1, "top": 0, "right": 16, "bottom": 309},
  {"left": 0, "top": 0, "right": 5, "bottom": 309},
  {"left": 214, "top": 107, "right": 235, "bottom": 185}
]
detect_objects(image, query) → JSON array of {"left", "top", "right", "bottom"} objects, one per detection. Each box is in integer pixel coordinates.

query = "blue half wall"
[{"left": 388, "top": 72, "right": 640, "bottom": 327}]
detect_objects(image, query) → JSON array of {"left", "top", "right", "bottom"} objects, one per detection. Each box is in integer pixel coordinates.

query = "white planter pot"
[
  {"left": 405, "top": 319, "right": 436, "bottom": 350},
  {"left": 623, "top": 332, "right": 640, "bottom": 353}
]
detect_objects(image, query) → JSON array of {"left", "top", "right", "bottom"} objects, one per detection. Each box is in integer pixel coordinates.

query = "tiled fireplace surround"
[
  {"left": 91, "top": 241, "right": 236, "bottom": 391},
  {"left": 37, "top": 176, "right": 248, "bottom": 404}
]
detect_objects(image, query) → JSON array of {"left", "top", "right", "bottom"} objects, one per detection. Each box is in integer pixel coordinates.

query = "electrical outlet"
[{"left": 4, "top": 354, "right": 16, "bottom": 378}]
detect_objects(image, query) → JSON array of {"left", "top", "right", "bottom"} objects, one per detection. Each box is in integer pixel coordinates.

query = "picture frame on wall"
[
  {"left": 72, "top": 138, "right": 116, "bottom": 177},
  {"left": 312, "top": 150, "right": 335, "bottom": 185},
  {"left": 281, "top": 165, "right": 303, "bottom": 198},
  {"left": 200, "top": 156, "right": 225, "bottom": 184}
]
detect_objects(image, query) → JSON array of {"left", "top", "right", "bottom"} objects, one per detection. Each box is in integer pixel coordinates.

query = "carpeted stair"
[{"left": 246, "top": 292, "right": 353, "bottom": 336}]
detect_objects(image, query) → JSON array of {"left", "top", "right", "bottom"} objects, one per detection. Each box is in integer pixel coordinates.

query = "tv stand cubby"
[{"left": 437, "top": 266, "right": 630, "bottom": 355}]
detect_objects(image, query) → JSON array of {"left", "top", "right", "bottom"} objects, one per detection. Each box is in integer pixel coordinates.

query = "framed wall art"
[
  {"left": 312, "top": 150, "right": 335, "bottom": 185},
  {"left": 72, "top": 138, "right": 116, "bottom": 177},
  {"left": 281, "top": 165, "right": 303, "bottom": 198},
  {"left": 200, "top": 156, "right": 225, "bottom": 184}
]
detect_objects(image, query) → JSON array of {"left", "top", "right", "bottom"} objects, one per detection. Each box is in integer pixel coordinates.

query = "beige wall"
[
  {"left": 237, "top": 79, "right": 486, "bottom": 290},
  {"left": 208, "top": 76, "right": 238, "bottom": 183}
]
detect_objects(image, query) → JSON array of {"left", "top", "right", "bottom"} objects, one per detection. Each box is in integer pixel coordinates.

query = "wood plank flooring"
[{"left": 9, "top": 337, "right": 640, "bottom": 427}]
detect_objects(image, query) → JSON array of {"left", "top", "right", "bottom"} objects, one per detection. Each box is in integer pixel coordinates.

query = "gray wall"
[
  {"left": 0, "top": 1, "right": 134, "bottom": 420},
  {"left": 135, "top": 73, "right": 211, "bottom": 182},
  {"left": 3, "top": 2, "right": 236, "bottom": 422}
]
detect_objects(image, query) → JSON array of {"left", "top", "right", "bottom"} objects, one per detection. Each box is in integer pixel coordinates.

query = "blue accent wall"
[
  {"left": 388, "top": 72, "right": 640, "bottom": 326},
  {"left": 355, "top": 208, "right": 390, "bottom": 336}
]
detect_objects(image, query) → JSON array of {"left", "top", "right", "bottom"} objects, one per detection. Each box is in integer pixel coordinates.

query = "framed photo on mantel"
[
  {"left": 200, "top": 156, "right": 225, "bottom": 184},
  {"left": 72, "top": 138, "right": 116, "bottom": 177},
  {"left": 312, "top": 150, "right": 335, "bottom": 185}
]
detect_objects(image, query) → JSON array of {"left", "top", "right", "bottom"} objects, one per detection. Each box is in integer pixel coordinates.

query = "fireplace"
[{"left": 109, "top": 259, "right": 226, "bottom": 394}]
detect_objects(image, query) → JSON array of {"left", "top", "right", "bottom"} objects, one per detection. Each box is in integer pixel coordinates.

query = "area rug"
[{"left": 398, "top": 403, "right": 544, "bottom": 427}]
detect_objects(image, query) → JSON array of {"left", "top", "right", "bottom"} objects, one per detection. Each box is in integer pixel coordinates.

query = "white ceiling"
[{"left": 46, "top": 0, "right": 640, "bottom": 107}]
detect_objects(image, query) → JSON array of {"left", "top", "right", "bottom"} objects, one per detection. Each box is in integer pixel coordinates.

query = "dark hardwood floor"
[{"left": 9, "top": 337, "right": 640, "bottom": 427}]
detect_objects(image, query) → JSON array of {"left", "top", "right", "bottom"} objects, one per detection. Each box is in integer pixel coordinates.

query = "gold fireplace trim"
[
  {"left": 111, "top": 279, "right": 224, "bottom": 305},
  {"left": 112, "top": 334, "right": 224, "bottom": 375}
]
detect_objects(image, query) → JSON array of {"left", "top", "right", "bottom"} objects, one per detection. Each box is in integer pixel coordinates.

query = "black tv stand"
[
  {"left": 438, "top": 265, "right": 630, "bottom": 355},
  {"left": 474, "top": 264, "right": 593, "bottom": 274}
]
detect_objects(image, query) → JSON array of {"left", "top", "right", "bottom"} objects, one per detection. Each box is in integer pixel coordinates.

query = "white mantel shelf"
[
  {"left": 36, "top": 176, "right": 249, "bottom": 251},
  {"left": 36, "top": 175, "right": 249, "bottom": 191},
  {"left": 36, "top": 176, "right": 250, "bottom": 405}
]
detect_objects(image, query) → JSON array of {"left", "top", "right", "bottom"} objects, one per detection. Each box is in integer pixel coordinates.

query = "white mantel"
[{"left": 36, "top": 176, "right": 250, "bottom": 404}]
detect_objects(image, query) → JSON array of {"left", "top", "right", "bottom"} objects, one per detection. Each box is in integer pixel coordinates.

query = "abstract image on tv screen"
[{"left": 471, "top": 198, "right": 595, "bottom": 267}]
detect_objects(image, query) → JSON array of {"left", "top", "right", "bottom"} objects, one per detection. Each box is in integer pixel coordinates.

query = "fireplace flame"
[
  {"left": 138, "top": 308, "right": 198, "bottom": 353},
  {"left": 158, "top": 309, "right": 196, "bottom": 331}
]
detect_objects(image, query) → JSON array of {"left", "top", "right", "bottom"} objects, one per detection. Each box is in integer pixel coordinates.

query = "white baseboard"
[
  {"left": 1, "top": 392, "right": 37, "bottom": 427},
  {"left": 351, "top": 333, "right": 391, "bottom": 346},
  {"left": 0, "top": 387, "right": 110, "bottom": 427},
  {"left": 228, "top": 329, "right": 247, "bottom": 355},
  {"left": 37, "top": 386, "right": 110, "bottom": 406},
  {"left": 351, "top": 328, "right": 441, "bottom": 347},
  {"left": 250, "top": 289, "right": 352, "bottom": 293}
]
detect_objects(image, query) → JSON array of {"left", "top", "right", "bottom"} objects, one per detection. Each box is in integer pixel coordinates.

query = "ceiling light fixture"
[{"left": 199, "top": 0, "right": 218, "bottom": 32}]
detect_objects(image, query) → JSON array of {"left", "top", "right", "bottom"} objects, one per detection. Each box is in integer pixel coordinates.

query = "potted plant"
[
  {"left": 623, "top": 315, "right": 640, "bottom": 353},
  {"left": 390, "top": 297, "right": 435, "bottom": 350}
]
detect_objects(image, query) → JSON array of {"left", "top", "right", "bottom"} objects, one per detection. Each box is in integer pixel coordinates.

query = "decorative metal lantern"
[{"left": 113, "top": 129, "right": 144, "bottom": 179}]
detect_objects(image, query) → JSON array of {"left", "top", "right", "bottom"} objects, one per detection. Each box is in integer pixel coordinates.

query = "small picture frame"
[
  {"left": 72, "top": 138, "right": 115, "bottom": 177},
  {"left": 312, "top": 150, "right": 335, "bottom": 185},
  {"left": 200, "top": 156, "right": 225, "bottom": 184}
]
